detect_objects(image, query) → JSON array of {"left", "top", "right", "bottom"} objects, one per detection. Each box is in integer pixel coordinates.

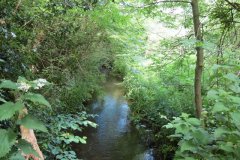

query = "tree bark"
[
  {"left": 19, "top": 108, "right": 44, "bottom": 160},
  {"left": 191, "top": 0, "right": 203, "bottom": 118}
]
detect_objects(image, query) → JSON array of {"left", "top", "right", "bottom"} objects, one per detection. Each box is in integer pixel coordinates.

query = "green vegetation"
[{"left": 0, "top": 0, "right": 239, "bottom": 160}]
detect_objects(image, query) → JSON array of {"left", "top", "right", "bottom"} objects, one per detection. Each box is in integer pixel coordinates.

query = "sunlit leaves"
[
  {"left": 60, "top": 133, "right": 87, "bottom": 144},
  {"left": 0, "top": 77, "right": 50, "bottom": 159},
  {"left": 47, "top": 111, "right": 97, "bottom": 159},
  {"left": 0, "top": 77, "right": 49, "bottom": 92},
  {"left": 0, "top": 97, "right": 6, "bottom": 102},
  {"left": 212, "top": 102, "right": 229, "bottom": 113},
  {"left": 56, "top": 151, "right": 78, "bottom": 160},
  {"left": 167, "top": 69, "right": 240, "bottom": 159},
  {"left": 55, "top": 112, "right": 97, "bottom": 132},
  {"left": 186, "top": 118, "right": 201, "bottom": 126},
  {"left": 23, "top": 93, "right": 51, "bottom": 107},
  {"left": 17, "top": 77, "right": 50, "bottom": 92},
  {"left": 0, "top": 80, "right": 18, "bottom": 90}
]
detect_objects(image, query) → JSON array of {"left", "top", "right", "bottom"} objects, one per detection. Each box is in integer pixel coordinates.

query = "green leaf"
[
  {"left": 87, "top": 121, "right": 97, "bottom": 128},
  {"left": 179, "top": 140, "right": 196, "bottom": 152},
  {"left": 17, "top": 76, "right": 28, "bottom": 83},
  {"left": 18, "top": 115, "right": 48, "bottom": 132},
  {"left": 51, "top": 146, "right": 61, "bottom": 155},
  {"left": 0, "top": 129, "right": 17, "bottom": 158},
  {"left": 164, "top": 123, "right": 174, "bottom": 129},
  {"left": 219, "top": 142, "right": 234, "bottom": 153},
  {"left": 224, "top": 73, "right": 239, "bottom": 82},
  {"left": 0, "top": 97, "right": 6, "bottom": 102},
  {"left": 0, "top": 58, "right": 5, "bottom": 63},
  {"left": 61, "top": 134, "right": 79, "bottom": 144},
  {"left": 175, "top": 124, "right": 189, "bottom": 134},
  {"left": 56, "top": 155, "right": 63, "bottom": 159},
  {"left": 23, "top": 93, "right": 51, "bottom": 107},
  {"left": 196, "top": 41, "right": 204, "bottom": 47},
  {"left": 0, "top": 102, "right": 24, "bottom": 121},
  {"left": 207, "top": 90, "right": 218, "bottom": 100},
  {"left": 212, "top": 102, "right": 229, "bottom": 113},
  {"left": 180, "top": 39, "right": 196, "bottom": 47},
  {"left": 214, "top": 127, "right": 228, "bottom": 139},
  {"left": 181, "top": 113, "right": 189, "bottom": 118},
  {"left": 0, "top": 80, "right": 18, "bottom": 90},
  {"left": 211, "top": 64, "right": 221, "bottom": 71},
  {"left": 230, "top": 96, "right": 240, "bottom": 105},
  {"left": 168, "top": 134, "right": 182, "bottom": 138},
  {"left": 9, "top": 151, "right": 25, "bottom": 160},
  {"left": 79, "top": 137, "right": 87, "bottom": 144},
  {"left": 187, "top": 118, "right": 201, "bottom": 126},
  {"left": 16, "top": 139, "right": 39, "bottom": 157},
  {"left": 192, "top": 128, "right": 210, "bottom": 144},
  {"left": 230, "top": 112, "right": 240, "bottom": 129},
  {"left": 229, "top": 84, "right": 240, "bottom": 93}
]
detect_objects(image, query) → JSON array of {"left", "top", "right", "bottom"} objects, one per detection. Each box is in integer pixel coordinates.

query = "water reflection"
[{"left": 76, "top": 81, "right": 154, "bottom": 160}]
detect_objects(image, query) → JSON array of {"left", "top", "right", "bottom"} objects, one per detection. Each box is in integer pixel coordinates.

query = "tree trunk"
[
  {"left": 191, "top": 0, "right": 203, "bottom": 118},
  {"left": 19, "top": 108, "right": 44, "bottom": 160}
]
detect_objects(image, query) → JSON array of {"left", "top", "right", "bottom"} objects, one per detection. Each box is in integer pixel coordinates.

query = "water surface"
[{"left": 76, "top": 81, "right": 154, "bottom": 160}]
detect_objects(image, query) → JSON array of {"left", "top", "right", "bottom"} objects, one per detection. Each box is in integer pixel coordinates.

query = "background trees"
[
  {"left": 0, "top": 1, "right": 127, "bottom": 159},
  {"left": 111, "top": 0, "right": 240, "bottom": 159},
  {"left": 0, "top": 0, "right": 239, "bottom": 159}
]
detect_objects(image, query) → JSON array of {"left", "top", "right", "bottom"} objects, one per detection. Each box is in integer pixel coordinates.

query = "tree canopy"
[{"left": 0, "top": 0, "right": 239, "bottom": 159}]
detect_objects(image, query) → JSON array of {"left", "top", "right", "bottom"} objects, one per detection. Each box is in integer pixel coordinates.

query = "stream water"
[{"left": 76, "top": 80, "right": 155, "bottom": 160}]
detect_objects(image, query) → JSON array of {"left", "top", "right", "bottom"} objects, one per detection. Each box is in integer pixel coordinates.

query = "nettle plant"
[
  {"left": 165, "top": 68, "right": 240, "bottom": 160},
  {"left": 0, "top": 77, "right": 50, "bottom": 159}
]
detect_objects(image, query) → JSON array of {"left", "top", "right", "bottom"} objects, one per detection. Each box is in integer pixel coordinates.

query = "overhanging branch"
[
  {"left": 121, "top": 0, "right": 191, "bottom": 8},
  {"left": 224, "top": 0, "right": 240, "bottom": 11}
]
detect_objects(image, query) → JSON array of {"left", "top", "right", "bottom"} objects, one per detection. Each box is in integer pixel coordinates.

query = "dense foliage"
[
  {"left": 112, "top": 0, "right": 240, "bottom": 159},
  {"left": 0, "top": 0, "right": 239, "bottom": 159},
  {"left": 0, "top": 1, "right": 127, "bottom": 159}
]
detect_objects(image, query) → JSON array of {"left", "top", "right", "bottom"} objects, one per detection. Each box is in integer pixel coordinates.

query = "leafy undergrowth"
[
  {"left": 166, "top": 67, "right": 240, "bottom": 160},
  {"left": 40, "top": 112, "right": 97, "bottom": 160}
]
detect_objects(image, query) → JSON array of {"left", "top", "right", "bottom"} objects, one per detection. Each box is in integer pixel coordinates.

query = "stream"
[{"left": 75, "top": 80, "right": 155, "bottom": 160}]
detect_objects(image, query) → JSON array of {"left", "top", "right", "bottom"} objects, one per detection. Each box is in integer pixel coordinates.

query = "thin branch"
[
  {"left": 14, "top": 0, "right": 22, "bottom": 14},
  {"left": 150, "top": 0, "right": 191, "bottom": 5},
  {"left": 121, "top": 0, "right": 191, "bottom": 8},
  {"left": 224, "top": 0, "right": 240, "bottom": 11}
]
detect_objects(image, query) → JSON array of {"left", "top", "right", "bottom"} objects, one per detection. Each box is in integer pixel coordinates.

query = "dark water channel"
[{"left": 76, "top": 80, "right": 154, "bottom": 160}]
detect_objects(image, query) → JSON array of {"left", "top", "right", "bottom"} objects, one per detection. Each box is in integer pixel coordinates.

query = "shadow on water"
[{"left": 75, "top": 80, "right": 155, "bottom": 160}]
